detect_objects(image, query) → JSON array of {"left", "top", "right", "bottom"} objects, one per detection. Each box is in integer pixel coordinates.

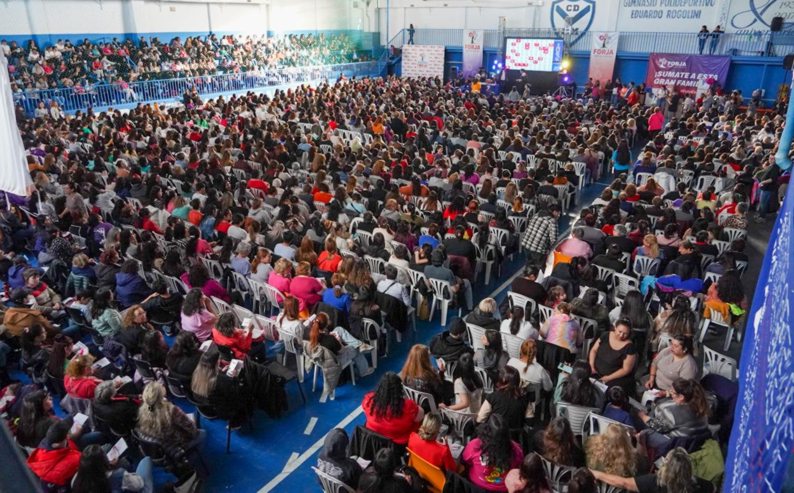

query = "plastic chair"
[
  {"left": 466, "top": 323, "right": 488, "bottom": 352},
  {"left": 312, "top": 466, "right": 356, "bottom": 493},
  {"left": 500, "top": 332, "right": 525, "bottom": 359},
  {"left": 360, "top": 318, "right": 381, "bottom": 368},
  {"left": 474, "top": 367, "right": 494, "bottom": 393},
  {"left": 210, "top": 296, "right": 233, "bottom": 315},
  {"left": 582, "top": 412, "right": 635, "bottom": 441},
  {"left": 537, "top": 304, "right": 554, "bottom": 326},
  {"left": 428, "top": 278, "right": 460, "bottom": 326},
  {"left": 440, "top": 408, "right": 477, "bottom": 444},
  {"left": 403, "top": 385, "right": 438, "bottom": 414},
  {"left": 407, "top": 448, "right": 446, "bottom": 493},
  {"left": 555, "top": 402, "right": 600, "bottom": 436},
  {"left": 540, "top": 455, "right": 576, "bottom": 493},
  {"left": 507, "top": 291, "right": 537, "bottom": 318},
  {"left": 277, "top": 328, "right": 305, "bottom": 383},
  {"left": 723, "top": 228, "right": 746, "bottom": 243},
  {"left": 703, "top": 345, "right": 738, "bottom": 382},
  {"left": 364, "top": 255, "right": 386, "bottom": 275},
  {"left": 612, "top": 273, "right": 639, "bottom": 302},
  {"left": 633, "top": 255, "right": 659, "bottom": 278}
]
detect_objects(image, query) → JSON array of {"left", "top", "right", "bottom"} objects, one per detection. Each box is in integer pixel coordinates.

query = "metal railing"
[
  {"left": 13, "top": 61, "right": 378, "bottom": 115},
  {"left": 392, "top": 28, "right": 793, "bottom": 56}
]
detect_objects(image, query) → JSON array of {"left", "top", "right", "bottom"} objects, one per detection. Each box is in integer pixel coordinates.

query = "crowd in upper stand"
[
  {"left": 2, "top": 32, "right": 363, "bottom": 92},
  {"left": 0, "top": 70, "right": 787, "bottom": 493}
]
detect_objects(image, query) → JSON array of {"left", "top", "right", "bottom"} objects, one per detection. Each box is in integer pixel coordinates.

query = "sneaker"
[
  {"left": 359, "top": 367, "right": 376, "bottom": 378},
  {"left": 358, "top": 343, "right": 374, "bottom": 352}
]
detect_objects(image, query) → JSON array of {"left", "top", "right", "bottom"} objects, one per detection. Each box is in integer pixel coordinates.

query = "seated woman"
[
  {"left": 505, "top": 453, "right": 552, "bottom": 493},
  {"left": 20, "top": 324, "right": 50, "bottom": 384},
  {"left": 191, "top": 345, "right": 250, "bottom": 428},
  {"left": 321, "top": 273, "right": 351, "bottom": 315},
  {"left": 166, "top": 331, "right": 202, "bottom": 384},
  {"left": 533, "top": 416, "right": 586, "bottom": 468},
  {"left": 462, "top": 413, "right": 523, "bottom": 492},
  {"left": 591, "top": 447, "right": 713, "bottom": 493},
  {"left": 71, "top": 444, "right": 153, "bottom": 493},
  {"left": 465, "top": 298, "right": 501, "bottom": 331},
  {"left": 588, "top": 319, "right": 638, "bottom": 395},
  {"left": 212, "top": 312, "right": 255, "bottom": 360},
  {"left": 317, "top": 239, "right": 343, "bottom": 273},
  {"left": 267, "top": 258, "right": 293, "bottom": 296},
  {"left": 555, "top": 361, "right": 602, "bottom": 409},
  {"left": 277, "top": 297, "right": 306, "bottom": 340},
  {"left": 645, "top": 335, "right": 698, "bottom": 395},
  {"left": 309, "top": 313, "right": 374, "bottom": 400},
  {"left": 90, "top": 288, "right": 124, "bottom": 339},
  {"left": 362, "top": 372, "right": 423, "bottom": 446},
  {"left": 114, "top": 260, "right": 152, "bottom": 309},
  {"left": 180, "top": 289, "right": 218, "bottom": 343},
  {"left": 500, "top": 306, "right": 538, "bottom": 341},
  {"left": 585, "top": 423, "right": 645, "bottom": 478},
  {"left": 400, "top": 344, "right": 450, "bottom": 407},
  {"left": 507, "top": 339, "right": 553, "bottom": 392},
  {"left": 540, "top": 302, "right": 582, "bottom": 355},
  {"left": 289, "top": 261, "right": 324, "bottom": 315},
  {"left": 115, "top": 304, "right": 152, "bottom": 356},
  {"left": 139, "top": 330, "right": 168, "bottom": 370},
  {"left": 358, "top": 448, "right": 413, "bottom": 493},
  {"left": 16, "top": 390, "right": 59, "bottom": 449},
  {"left": 316, "top": 428, "right": 362, "bottom": 489},
  {"left": 407, "top": 412, "right": 457, "bottom": 472},
  {"left": 136, "top": 382, "right": 205, "bottom": 457},
  {"left": 570, "top": 288, "right": 610, "bottom": 335},
  {"left": 181, "top": 263, "right": 231, "bottom": 303},
  {"left": 637, "top": 378, "right": 710, "bottom": 456},
  {"left": 440, "top": 352, "right": 483, "bottom": 414},
  {"left": 602, "top": 386, "right": 637, "bottom": 428},
  {"left": 703, "top": 270, "right": 747, "bottom": 324},
  {"left": 474, "top": 329, "right": 510, "bottom": 385},
  {"left": 91, "top": 380, "right": 140, "bottom": 437},
  {"left": 64, "top": 354, "right": 104, "bottom": 400},
  {"left": 477, "top": 366, "right": 533, "bottom": 430}
]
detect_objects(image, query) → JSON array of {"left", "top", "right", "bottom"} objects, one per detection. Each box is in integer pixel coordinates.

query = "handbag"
[{"left": 418, "top": 297, "right": 430, "bottom": 321}]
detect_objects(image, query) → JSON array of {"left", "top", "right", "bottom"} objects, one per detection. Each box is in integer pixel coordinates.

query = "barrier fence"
[{"left": 13, "top": 61, "right": 378, "bottom": 115}]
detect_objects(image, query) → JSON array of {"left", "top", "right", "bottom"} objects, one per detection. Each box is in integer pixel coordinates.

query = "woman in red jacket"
[
  {"left": 64, "top": 354, "right": 103, "bottom": 400},
  {"left": 211, "top": 312, "right": 254, "bottom": 360},
  {"left": 27, "top": 420, "right": 82, "bottom": 487},
  {"left": 362, "top": 372, "right": 423, "bottom": 445}
]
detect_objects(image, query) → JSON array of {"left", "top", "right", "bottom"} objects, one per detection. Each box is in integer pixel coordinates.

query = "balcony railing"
[
  {"left": 397, "top": 29, "right": 792, "bottom": 57},
  {"left": 13, "top": 61, "right": 378, "bottom": 115}
]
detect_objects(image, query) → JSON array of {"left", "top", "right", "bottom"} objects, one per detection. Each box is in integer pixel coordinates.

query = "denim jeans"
[
  {"left": 136, "top": 457, "right": 154, "bottom": 493},
  {"left": 758, "top": 190, "right": 772, "bottom": 218}
]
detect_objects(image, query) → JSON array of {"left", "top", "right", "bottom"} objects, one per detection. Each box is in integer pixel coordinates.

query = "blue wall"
[{"left": 439, "top": 47, "right": 788, "bottom": 103}]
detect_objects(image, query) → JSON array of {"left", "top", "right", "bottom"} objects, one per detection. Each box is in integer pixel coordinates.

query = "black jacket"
[
  {"left": 464, "top": 310, "right": 500, "bottom": 332},
  {"left": 429, "top": 331, "right": 473, "bottom": 364},
  {"left": 664, "top": 252, "right": 702, "bottom": 280},
  {"left": 93, "top": 397, "right": 139, "bottom": 436},
  {"left": 94, "top": 263, "right": 119, "bottom": 291}
]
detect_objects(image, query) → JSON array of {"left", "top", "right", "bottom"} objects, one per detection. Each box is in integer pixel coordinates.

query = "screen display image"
[{"left": 505, "top": 38, "right": 564, "bottom": 72}]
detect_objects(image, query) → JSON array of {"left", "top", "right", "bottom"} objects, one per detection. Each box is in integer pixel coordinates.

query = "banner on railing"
[
  {"left": 462, "top": 30, "right": 484, "bottom": 78},
  {"left": 587, "top": 32, "right": 619, "bottom": 86},
  {"left": 645, "top": 53, "right": 730, "bottom": 94},
  {"left": 723, "top": 172, "right": 794, "bottom": 492},
  {"left": 401, "top": 45, "right": 445, "bottom": 79}
]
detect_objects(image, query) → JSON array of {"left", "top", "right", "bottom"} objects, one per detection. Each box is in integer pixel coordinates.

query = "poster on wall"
[
  {"left": 401, "top": 45, "right": 445, "bottom": 79},
  {"left": 462, "top": 30, "right": 484, "bottom": 78},
  {"left": 587, "top": 32, "right": 619, "bottom": 86},
  {"left": 644, "top": 53, "right": 730, "bottom": 94}
]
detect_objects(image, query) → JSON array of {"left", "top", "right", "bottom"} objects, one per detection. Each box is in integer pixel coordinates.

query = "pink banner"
[
  {"left": 588, "top": 32, "right": 619, "bottom": 86},
  {"left": 462, "top": 30, "right": 484, "bottom": 78}
]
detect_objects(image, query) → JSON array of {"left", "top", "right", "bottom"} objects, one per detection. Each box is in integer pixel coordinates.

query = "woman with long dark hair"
[
  {"left": 357, "top": 447, "right": 413, "bottom": 493},
  {"left": 638, "top": 378, "right": 710, "bottom": 455},
  {"left": 443, "top": 352, "right": 483, "bottom": 414},
  {"left": 71, "top": 444, "right": 153, "bottom": 493},
  {"left": 181, "top": 263, "right": 231, "bottom": 303},
  {"left": 16, "top": 390, "right": 58, "bottom": 449},
  {"left": 462, "top": 413, "right": 523, "bottom": 491},
  {"left": 557, "top": 361, "right": 601, "bottom": 408},
  {"left": 474, "top": 328, "right": 510, "bottom": 385},
  {"left": 362, "top": 372, "right": 422, "bottom": 445},
  {"left": 536, "top": 416, "right": 586, "bottom": 467},
  {"left": 477, "top": 366, "right": 533, "bottom": 429},
  {"left": 505, "top": 452, "right": 552, "bottom": 493}
]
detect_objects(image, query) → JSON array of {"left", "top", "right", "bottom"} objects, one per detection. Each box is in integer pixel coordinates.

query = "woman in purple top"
[{"left": 180, "top": 263, "right": 231, "bottom": 303}]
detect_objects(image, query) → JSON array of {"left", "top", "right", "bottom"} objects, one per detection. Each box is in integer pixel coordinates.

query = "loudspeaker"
[
  {"left": 771, "top": 16, "right": 784, "bottom": 32},
  {"left": 785, "top": 54, "right": 794, "bottom": 70}
]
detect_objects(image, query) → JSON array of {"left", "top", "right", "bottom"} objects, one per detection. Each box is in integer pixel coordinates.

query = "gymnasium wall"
[{"left": 0, "top": 0, "right": 365, "bottom": 47}]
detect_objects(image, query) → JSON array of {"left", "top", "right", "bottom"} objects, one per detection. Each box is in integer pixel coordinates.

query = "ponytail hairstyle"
[
  {"left": 671, "top": 378, "right": 710, "bottom": 418},
  {"left": 308, "top": 312, "right": 330, "bottom": 349},
  {"left": 520, "top": 339, "right": 538, "bottom": 374},
  {"left": 509, "top": 306, "right": 525, "bottom": 336},
  {"left": 330, "top": 273, "right": 345, "bottom": 298}
]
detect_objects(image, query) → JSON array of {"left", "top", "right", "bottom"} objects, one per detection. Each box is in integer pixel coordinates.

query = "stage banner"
[
  {"left": 645, "top": 53, "right": 730, "bottom": 94},
  {"left": 587, "top": 32, "right": 619, "bottom": 86},
  {"left": 401, "top": 45, "right": 445, "bottom": 79},
  {"left": 462, "top": 30, "right": 484, "bottom": 78},
  {"left": 723, "top": 170, "right": 794, "bottom": 492}
]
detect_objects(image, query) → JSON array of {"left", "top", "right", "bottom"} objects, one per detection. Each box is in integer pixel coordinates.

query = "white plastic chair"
[
  {"left": 403, "top": 385, "right": 437, "bottom": 413},
  {"left": 507, "top": 291, "right": 537, "bottom": 318},
  {"left": 428, "top": 278, "right": 460, "bottom": 326},
  {"left": 537, "top": 304, "right": 554, "bottom": 326},
  {"left": 540, "top": 455, "right": 576, "bottom": 493},
  {"left": 703, "top": 345, "right": 738, "bottom": 382},
  {"left": 723, "top": 228, "right": 747, "bottom": 243},
  {"left": 500, "top": 332, "right": 525, "bottom": 359},
  {"left": 633, "top": 255, "right": 659, "bottom": 278},
  {"left": 466, "top": 323, "right": 488, "bottom": 352},
  {"left": 582, "top": 412, "right": 635, "bottom": 442},
  {"left": 210, "top": 296, "right": 232, "bottom": 315},
  {"left": 441, "top": 407, "right": 477, "bottom": 444},
  {"left": 278, "top": 327, "right": 305, "bottom": 383},
  {"left": 555, "top": 402, "right": 600, "bottom": 436},
  {"left": 612, "top": 273, "right": 639, "bottom": 302},
  {"left": 363, "top": 255, "right": 386, "bottom": 275}
]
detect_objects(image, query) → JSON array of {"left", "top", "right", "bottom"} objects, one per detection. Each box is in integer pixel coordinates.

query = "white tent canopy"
[{"left": 0, "top": 51, "right": 32, "bottom": 197}]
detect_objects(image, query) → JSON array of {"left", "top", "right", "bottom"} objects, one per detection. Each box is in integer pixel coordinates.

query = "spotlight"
[
  {"left": 562, "top": 75, "right": 571, "bottom": 84},
  {"left": 561, "top": 57, "right": 571, "bottom": 70}
]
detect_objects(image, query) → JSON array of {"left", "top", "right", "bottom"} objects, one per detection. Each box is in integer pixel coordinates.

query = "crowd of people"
[
  {"left": 0, "top": 61, "right": 786, "bottom": 492},
  {"left": 3, "top": 32, "right": 363, "bottom": 93}
]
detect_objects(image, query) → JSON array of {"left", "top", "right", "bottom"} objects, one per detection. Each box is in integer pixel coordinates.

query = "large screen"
[{"left": 505, "top": 38, "right": 564, "bottom": 72}]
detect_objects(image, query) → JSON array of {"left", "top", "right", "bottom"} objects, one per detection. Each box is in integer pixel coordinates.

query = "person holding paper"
[
  {"left": 92, "top": 381, "right": 140, "bottom": 437},
  {"left": 72, "top": 444, "right": 153, "bottom": 493},
  {"left": 190, "top": 345, "right": 251, "bottom": 428},
  {"left": 212, "top": 312, "right": 257, "bottom": 360},
  {"left": 180, "top": 289, "right": 218, "bottom": 343}
]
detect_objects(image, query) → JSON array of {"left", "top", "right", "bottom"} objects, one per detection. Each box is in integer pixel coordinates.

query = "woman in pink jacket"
[{"left": 289, "top": 261, "right": 324, "bottom": 314}]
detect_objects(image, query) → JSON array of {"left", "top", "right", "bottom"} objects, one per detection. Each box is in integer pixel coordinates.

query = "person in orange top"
[
  {"left": 399, "top": 177, "right": 430, "bottom": 198},
  {"left": 371, "top": 117, "right": 385, "bottom": 135},
  {"left": 187, "top": 199, "right": 203, "bottom": 226},
  {"left": 317, "top": 238, "right": 343, "bottom": 273},
  {"left": 211, "top": 312, "right": 253, "bottom": 360},
  {"left": 313, "top": 183, "right": 334, "bottom": 204}
]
